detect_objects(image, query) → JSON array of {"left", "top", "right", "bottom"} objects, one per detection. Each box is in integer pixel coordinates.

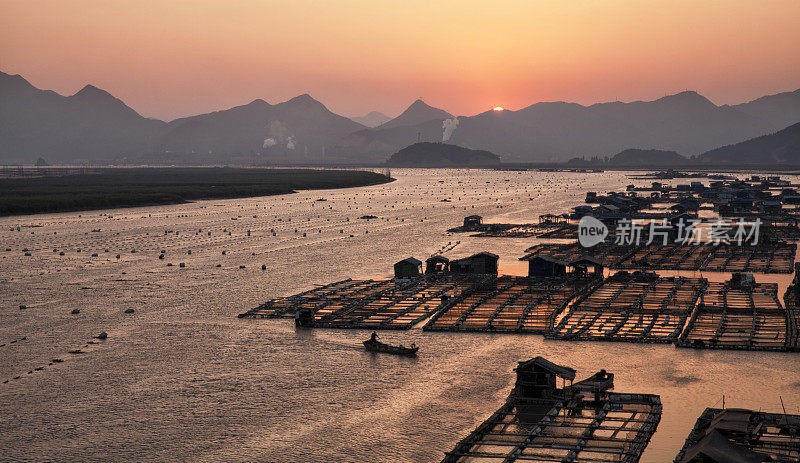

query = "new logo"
[{"left": 578, "top": 216, "right": 608, "bottom": 247}]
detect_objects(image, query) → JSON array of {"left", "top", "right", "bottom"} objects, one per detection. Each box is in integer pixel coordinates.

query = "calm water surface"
[{"left": 1, "top": 169, "right": 799, "bottom": 462}]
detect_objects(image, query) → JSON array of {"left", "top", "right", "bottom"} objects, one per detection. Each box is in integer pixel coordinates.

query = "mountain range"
[
  {"left": 1, "top": 70, "right": 799, "bottom": 165},
  {"left": 350, "top": 111, "right": 391, "bottom": 128},
  {"left": 337, "top": 90, "right": 800, "bottom": 163},
  {"left": 697, "top": 121, "right": 800, "bottom": 165}
]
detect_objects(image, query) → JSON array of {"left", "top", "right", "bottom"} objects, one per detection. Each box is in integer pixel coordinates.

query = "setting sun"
[{"left": 493, "top": 107, "right": 504, "bottom": 111}]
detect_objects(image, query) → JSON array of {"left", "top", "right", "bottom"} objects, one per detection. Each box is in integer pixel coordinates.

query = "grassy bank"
[{"left": 0, "top": 167, "right": 393, "bottom": 216}]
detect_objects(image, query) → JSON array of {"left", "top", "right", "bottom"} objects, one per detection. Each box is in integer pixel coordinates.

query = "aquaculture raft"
[
  {"left": 522, "top": 243, "right": 635, "bottom": 269},
  {"left": 241, "top": 273, "right": 494, "bottom": 330},
  {"left": 423, "top": 276, "right": 597, "bottom": 333},
  {"left": 313, "top": 273, "right": 483, "bottom": 329},
  {"left": 442, "top": 357, "right": 662, "bottom": 463},
  {"left": 548, "top": 273, "right": 707, "bottom": 343},
  {"left": 676, "top": 280, "right": 799, "bottom": 351},
  {"left": 523, "top": 241, "right": 797, "bottom": 274},
  {"left": 674, "top": 407, "right": 800, "bottom": 462},
  {"left": 238, "top": 278, "right": 382, "bottom": 319},
  {"left": 473, "top": 223, "right": 577, "bottom": 239}
]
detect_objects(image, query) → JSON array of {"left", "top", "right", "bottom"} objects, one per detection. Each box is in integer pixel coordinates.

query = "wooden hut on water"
[
  {"left": 394, "top": 257, "right": 422, "bottom": 278},
  {"left": 425, "top": 255, "right": 449, "bottom": 274},
  {"left": 513, "top": 356, "right": 575, "bottom": 400},
  {"left": 527, "top": 255, "right": 603, "bottom": 278},
  {"left": 462, "top": 215, "right": 483, "bottom": 227},
  {"left": 449, "top": 252, "right": 498, "bottom": 275}
]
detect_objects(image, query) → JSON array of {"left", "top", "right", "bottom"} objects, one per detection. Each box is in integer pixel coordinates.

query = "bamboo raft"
[
  {"left": 548, "top": 273, "right": 707, "bottom": 343},
  {"left": 674, "top": 408, "right": 800, "bottom": 462}
]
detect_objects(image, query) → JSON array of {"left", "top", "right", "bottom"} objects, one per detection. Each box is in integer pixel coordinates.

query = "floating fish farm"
[
  {"left": 422, "top": 275, "right": 595, "bottom": 333},
  {"left": 548, "top": 272, "right": 707, "bottom": 343},
  {"left": 674, "top": 407, "right": 800, "bottom": 462},
  {"left": 676, "top": 277, "right": 798, "bottom": 351},
  {"left": 441, "top": 357, "right": 662, "bottom": 463}
]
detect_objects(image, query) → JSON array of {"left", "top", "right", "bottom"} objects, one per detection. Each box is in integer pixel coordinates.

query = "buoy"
[{"left": 71, "top": 309, "right": 80, "bottom": 315}]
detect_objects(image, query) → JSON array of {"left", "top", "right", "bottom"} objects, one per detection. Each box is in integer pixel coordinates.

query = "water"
[{"left": 1, "top": 169, "right": 799, "bottom": 462}]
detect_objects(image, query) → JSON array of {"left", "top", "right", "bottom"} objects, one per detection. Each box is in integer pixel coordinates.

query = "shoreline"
[{"left": 0, "top": 167, "right": 394, "bottom": 217}]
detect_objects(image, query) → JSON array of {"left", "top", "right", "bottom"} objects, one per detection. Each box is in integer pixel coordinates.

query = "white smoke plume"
[
  {"left": 262, "top": 138, "right": 277, "bottom": 148},
  {"left": 442, "top": 117, "right": 459, "bottom": 142},
  {"left": 286, "top": 136, "right": 296, "bottom": 150}
]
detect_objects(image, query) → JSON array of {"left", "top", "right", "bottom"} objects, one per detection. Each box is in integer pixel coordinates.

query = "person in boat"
[{"left": 370, "top": 331, "right": 379, "bottom": 342}]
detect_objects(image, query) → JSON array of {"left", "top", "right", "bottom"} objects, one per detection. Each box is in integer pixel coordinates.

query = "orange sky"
[{"left": 1, "top": 0, "right": 798, "bottom": 121}]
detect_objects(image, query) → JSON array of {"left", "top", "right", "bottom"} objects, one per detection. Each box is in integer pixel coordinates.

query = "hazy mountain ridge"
[
  {"left": 0, "top": 71, "right": 165, "bottom": 164},
  {"left": 330, "top": 90, "right": 800, "bottom": 163},
  {"left": 698, "top": 121, "right": 800, "bottom": 165},
  {"left": 375, "top": 99, "right": 453, "bottom": 130},
  {"left": 728, "top": 88, "right": 800, "bottom": 130},
  {"left": 377, "top": 91, "right": 793, "bottom": 163},
  {"left": 1, "top": 69, "right": 798, "bottom": 165},
  {"left": 350, "top": 111, "right": 391, "bottom": 127},
  {"left": 0, "top": 72, "right": 365, "bottom": 164},
  {"left": 160, "top": 94, "right": 365, "bottom": 163}
]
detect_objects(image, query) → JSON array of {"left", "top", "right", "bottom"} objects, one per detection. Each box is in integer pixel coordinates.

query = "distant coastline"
[{"left": 0, "top": 167, "right": 393, "bottom": 216}]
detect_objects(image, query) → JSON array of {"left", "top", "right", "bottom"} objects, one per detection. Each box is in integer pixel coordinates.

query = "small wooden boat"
[{"left": 363, "top": 338, "right": 418, "bottom": 356}]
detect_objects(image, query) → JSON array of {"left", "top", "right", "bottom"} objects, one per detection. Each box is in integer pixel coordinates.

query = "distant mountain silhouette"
[
  {"left": 376, "top": 99, "right": 453, "bottom": 130},
  {"left": 386, "top": 142, "right": 500, "bottom": 167},
  {"left": 0, "top": 71, "right": 164, "bottom": 164},
  {"left": 350, "top": 111, "right": 391, "bottom": 128},
  {"left": 336, "top": 90, "right": 800, "bottom": 163},
  {"left": 729, "top": 89, "right": 800, "bottom": 132},
  {"left": 608, "top": 148, "right": 688, "bottom": 166},
  {"left": 330, "top": 99, "right": 454, "bottom": 162},
  {"left": 698, "top": 121, "right": 800, "bottom": 165},
  {"left": 160, "top": 93, "right": 364, "bottom": 163},
  {"left": 2, "top": 68, "right": 799, "bottom": 166}
]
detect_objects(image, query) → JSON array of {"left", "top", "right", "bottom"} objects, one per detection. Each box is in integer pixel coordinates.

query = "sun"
[{"left": 492, "top": 106, "right": 504, "bottom": 112}]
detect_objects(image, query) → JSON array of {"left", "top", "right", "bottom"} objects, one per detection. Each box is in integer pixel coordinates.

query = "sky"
[{"left": 1, "top": 0, "right": 798, "bottom": 121}]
